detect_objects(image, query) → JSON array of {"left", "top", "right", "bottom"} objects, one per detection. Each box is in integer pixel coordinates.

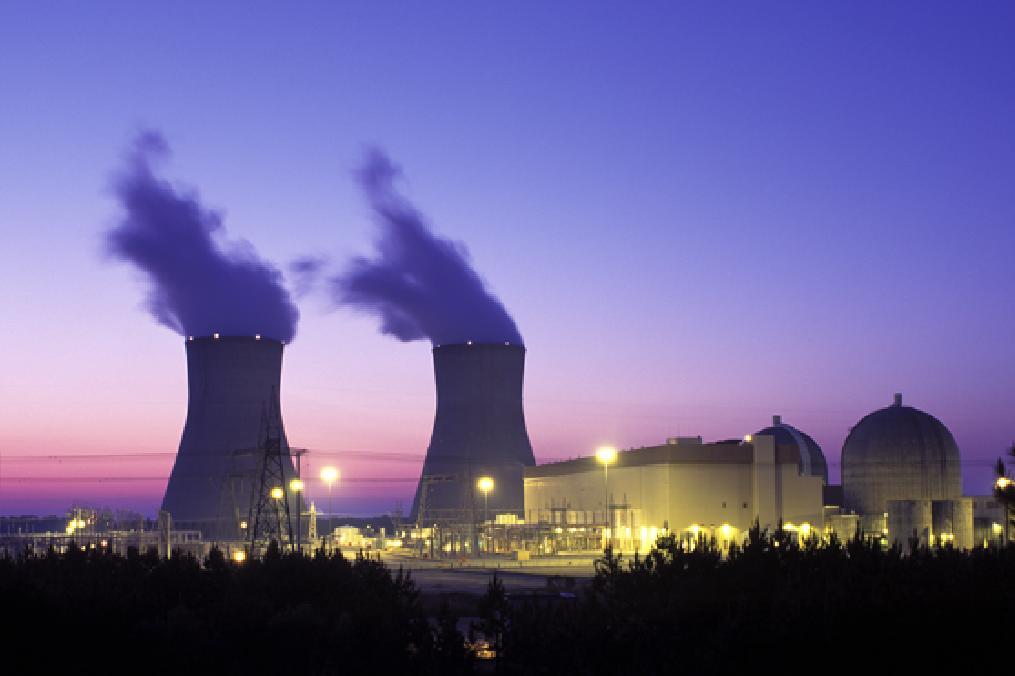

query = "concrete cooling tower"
[
  {"left": 161, "top": 335, "right": 302, "bottom": 539},
  {"left": 411, "top": 343, "right": 536, "bottom": 523}
]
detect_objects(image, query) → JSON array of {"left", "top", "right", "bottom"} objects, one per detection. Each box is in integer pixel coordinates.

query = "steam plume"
[
  {"left": 333, "top": 149, "right": 522, "bottom": 346},
  {"left": 288, "top": 255, "right": 328, "bottom": 298},
  {"left": 106, "top": 131, "right": 299, "bottom": 342}
]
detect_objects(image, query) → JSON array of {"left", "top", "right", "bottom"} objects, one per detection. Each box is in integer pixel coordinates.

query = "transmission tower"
[{"left": 248, "top": 396, "right": 294, "bottom": 550}]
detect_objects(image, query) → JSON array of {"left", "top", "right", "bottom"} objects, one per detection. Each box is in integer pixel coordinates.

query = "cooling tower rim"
[
  {"left": 432, "top": 341, "right": 526, "bottom": 353},
  {"left": 185, "top": 334, "right": 286, "bottom": 346}
]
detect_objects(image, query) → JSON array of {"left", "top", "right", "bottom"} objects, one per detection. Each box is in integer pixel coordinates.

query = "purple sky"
[{"left": 1, "top": 3, "right": 1013, "bottom": 516}]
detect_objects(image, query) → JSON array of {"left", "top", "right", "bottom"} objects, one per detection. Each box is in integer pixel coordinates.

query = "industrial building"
[
  {"left": 517, "top": 395, "right": 1000, "bottom": 554},
  {"left": 524, "top": 433, "right": 825, "bottom": 552}
]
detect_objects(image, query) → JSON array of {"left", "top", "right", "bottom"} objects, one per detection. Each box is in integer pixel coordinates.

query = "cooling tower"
[
  {"left": 161, "top": 335, "right": 302, "bottom": 539},
  {"left": 411, "top": 343, "right": 536, "bottom": 523}
]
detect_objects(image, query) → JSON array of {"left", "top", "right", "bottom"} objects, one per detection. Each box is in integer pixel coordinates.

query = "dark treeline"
[
  {"left": 0, "top": 543, "right": 467, "bottom": 675},
  {"left": 489, "top": 527, "right": 1015, "bottom": 675},
  {"left": 3, "top": 531, "right": 1014, "bottom": 675}
]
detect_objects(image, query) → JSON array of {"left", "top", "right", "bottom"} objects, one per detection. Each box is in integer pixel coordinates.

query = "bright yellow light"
[
  {"left": 784, "top": 522, "right": 797, "bottom": 532},
  {"left": 800, "top": 523, "right": 812, "bottom": 537},
  {"left": 720, "top": 523, "right": 732, "bottom": 539},
  {"left": 289, "top": 478, "right": 304, "bottom": 492},
  {"left": 743, "top": 434, "right": 753, "bottom": 443},
  {"left": 477, "top": 476, "right": 495, "bottom": 494},
  {"left": 992, "top": 522, "right": 1003, "bottom": 535},
  {"left": 320, "top": 466, "right": 339, "bottom": 485},
  {"left": 270, "top": 487, "right": 284, "bottom": 500},
  {"left": 689, "top": 524, "right": 700, "bottom": 537},
  {"left": 231, "top": 550, "right": 247, "bottom": 563},
  {"left": 595, "top": 446, "right": 618, "bottom": 466},
  {"left": 996, "top": 476, "right": 1012, "bottom": 490}
]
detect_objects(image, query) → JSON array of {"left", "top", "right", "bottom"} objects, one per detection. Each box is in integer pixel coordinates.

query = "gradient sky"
[{"left": 1, "top": 2, "right": 1013, "bottom": 517}]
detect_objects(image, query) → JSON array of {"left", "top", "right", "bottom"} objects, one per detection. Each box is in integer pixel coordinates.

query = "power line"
[{"left": 0, "top": 476, "right": 419, "bottom": 483}]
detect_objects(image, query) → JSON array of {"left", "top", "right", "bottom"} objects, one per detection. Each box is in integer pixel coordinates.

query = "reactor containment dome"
[
  {"left": 841, "top": 393, "right": 962, "bottom": 519},
  {"left": 755, "top": 415, "right": 828, "bottom": 484}
]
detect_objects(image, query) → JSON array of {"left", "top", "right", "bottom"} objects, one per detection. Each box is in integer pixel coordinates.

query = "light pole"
[
  {"left": 270, "top": 486, "right": 284, "bottom": 547},
  {"left": 995, "top": 473, "right": 1013, "bottom": 547},
  {"left": 595, "top": 446, "right": 618, "bottom": 550},
  {"left": 289, "top": 478, "right": 304, "bottom": 554},
  {"left": 320, "top": 466, "right": 339, "bottom": 552},
  {"left": 477, "top": 476, "right": 494, "bottom": 555}
]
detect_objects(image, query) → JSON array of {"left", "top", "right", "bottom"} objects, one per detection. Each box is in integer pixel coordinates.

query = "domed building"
[
  {"left": 841, "top": 393, "right": 962, "bottom": 530},
  {"left": 755, "top": 415, "right": 828, "bottom": 484}
]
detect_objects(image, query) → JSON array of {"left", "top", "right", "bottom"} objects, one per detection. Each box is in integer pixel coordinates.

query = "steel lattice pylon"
[{"left": 248, "top": 397, "right": 293, "bottom": 550}]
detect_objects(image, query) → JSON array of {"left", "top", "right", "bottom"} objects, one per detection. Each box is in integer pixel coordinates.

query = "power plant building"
[
  {"left": 521, "top": 397, "right": 988, "bottom": 553},
  {"left": 524, "top": 434, "right": 825, "bottom": 550}
]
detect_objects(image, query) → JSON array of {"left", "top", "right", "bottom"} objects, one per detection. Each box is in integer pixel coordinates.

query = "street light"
[
  {"left": 269, "top": 486, "right": 285, "bottom": 545},
  {"left": 477, "top": 476, "right": 495, "bottom": 523},
  {"left": 995, "top": 474, "right": 1014, "bottom": 546},
  {"left": 595, "top": 446, "right": 618, "bottom": 549},
  {"left": 290, "top": 478, "right": 305, "bottom": 554},
  {"left": 477, "top": 476, "right": 495, "bottom": 556},
  {"left": 320, "top": 466, "right": 339, "bottom": 552}
]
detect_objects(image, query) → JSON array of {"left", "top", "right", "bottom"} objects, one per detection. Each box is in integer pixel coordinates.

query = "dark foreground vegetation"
[
  {"left": 3, "top": 530, "right": 1014, "bottom": 675},
  {"left": 1, "top": 544, "right": 449, "bottom": 674},
  {"left": 493, "top": 528, "right": 1015, "bottom": 675}
]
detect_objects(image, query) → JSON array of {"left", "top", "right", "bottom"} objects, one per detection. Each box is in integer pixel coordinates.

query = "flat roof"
[{"left": 526, "top": 441, "right": 761, "bottom": 479}]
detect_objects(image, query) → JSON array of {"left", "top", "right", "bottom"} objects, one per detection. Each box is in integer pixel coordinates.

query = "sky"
[{"left": 1, "top": 2, "right": 1013, "bottom": 517}]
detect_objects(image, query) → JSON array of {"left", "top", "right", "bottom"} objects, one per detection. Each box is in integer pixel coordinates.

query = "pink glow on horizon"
[{"left": 2, "top": 3, "right": 1013, "bottom": 517}]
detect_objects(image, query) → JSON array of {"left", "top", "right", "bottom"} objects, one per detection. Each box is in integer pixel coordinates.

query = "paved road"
[
  {"left": 335, "top": 549, "right": 599, "bottom": 595},
  {"left": 405, "top": 565, "right": 594, "bottom": 595}
]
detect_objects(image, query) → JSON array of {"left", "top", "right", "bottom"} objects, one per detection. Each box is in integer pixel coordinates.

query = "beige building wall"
[{"left": 524, "top": 437, "right": 824, "bottom": 544}]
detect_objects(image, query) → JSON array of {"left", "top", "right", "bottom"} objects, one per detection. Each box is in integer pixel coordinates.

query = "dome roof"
[
  {"left": 841, "top": 393, "right": 962, "bottom": 517},
  {"left": 756, "top": 415, "right": 828, "bottom": 483}
]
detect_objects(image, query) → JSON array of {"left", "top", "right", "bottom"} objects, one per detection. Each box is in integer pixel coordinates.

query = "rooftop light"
[{"left": 595, "top": 446, "right": 618, "bottom": 465}]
